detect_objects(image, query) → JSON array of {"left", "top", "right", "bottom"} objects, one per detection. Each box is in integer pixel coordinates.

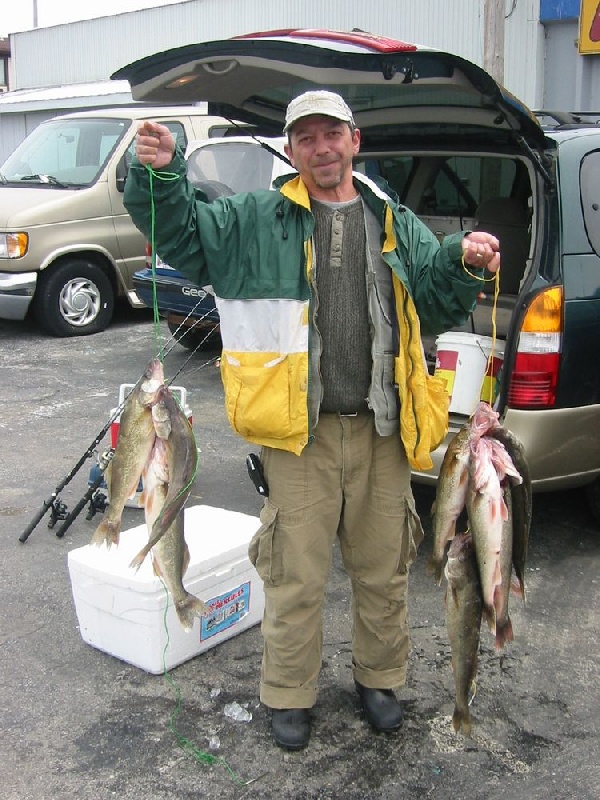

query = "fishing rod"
[
  {"left": 19, "top": 273, "right": 220, "bottom": 544},
  {"left": 17, "top": 376, "right": 141, "bottom": 544}
]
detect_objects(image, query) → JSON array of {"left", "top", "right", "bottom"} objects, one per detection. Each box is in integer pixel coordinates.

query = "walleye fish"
[
  {"left": 91, "top": 359, "right": 164, "bottom": 547},
  {"left": 427, "top": 427, "right": 471, "bottom": 584},
  {"left": 487, "top": 426, "right": 531, "bottom": 597},
  {"left": 140, "top": 437, "right": 206, "bottom": 631},
  {"left": 130, "top": 385, "right": 198, "bottom": 569},
  {"left": 445, "top": 531, "right": 482, "bottom": 737},
  {"left": 493, "top": 484, "right": 514, "bottom": 650},
  {"left": 467, "top": 436, "right": 519, "bottom": 634}
]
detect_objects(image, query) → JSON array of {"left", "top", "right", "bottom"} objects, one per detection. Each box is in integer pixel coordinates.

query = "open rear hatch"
[{"left": 113, "top": 28, "right": 547, "bottom": 159}]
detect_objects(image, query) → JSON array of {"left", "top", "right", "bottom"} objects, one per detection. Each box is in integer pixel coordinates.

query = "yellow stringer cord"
[{"left": 462, "top": 261, "right": 502, "bottom": 406}]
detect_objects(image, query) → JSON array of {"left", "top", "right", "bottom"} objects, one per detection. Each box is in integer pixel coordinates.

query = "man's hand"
[
  {"left": 134, "top": 121, "right": 176, "bottom": 169},
  {"left": 462, "top": 231, "right": 501, "bottom": 274}
]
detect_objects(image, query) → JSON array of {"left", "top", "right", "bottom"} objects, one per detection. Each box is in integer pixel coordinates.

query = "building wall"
[
  {"left": 0, "top": 110, "right": 55, "bottom": 160},
  {"left": 9, "top": 0, "right": 543, "bottom": 106},
  {"left": 538, "top": 0, "right": 600, "bottom": 109}
]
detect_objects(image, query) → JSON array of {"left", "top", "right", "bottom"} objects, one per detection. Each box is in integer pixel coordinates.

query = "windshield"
[{"left": 0, "top": 117, "right": 130, "bottom": 187}]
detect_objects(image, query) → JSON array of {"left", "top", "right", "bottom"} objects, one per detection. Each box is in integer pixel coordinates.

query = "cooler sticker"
[{"left": 200, "top": 581, "right": 251, "bottom": 641}]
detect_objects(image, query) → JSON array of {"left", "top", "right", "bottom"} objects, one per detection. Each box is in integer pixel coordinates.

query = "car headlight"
[{"left": 0, "top": 232, "right": 29, "bottom": 258}]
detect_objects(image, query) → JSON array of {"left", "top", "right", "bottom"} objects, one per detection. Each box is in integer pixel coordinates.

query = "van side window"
[
  {"left": 164, "top": 121, "right": 188, "bottom": 153},
  {"left": 580, "top": 150, "right": 600, "bottom": 255},
  {"left": 124, "top": 121, "right": 188, "bottom": 168}
]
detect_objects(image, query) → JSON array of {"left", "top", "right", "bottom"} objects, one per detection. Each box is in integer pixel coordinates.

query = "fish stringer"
[{"left": 463, "top": 260, "right": 502, "bottom": 408}]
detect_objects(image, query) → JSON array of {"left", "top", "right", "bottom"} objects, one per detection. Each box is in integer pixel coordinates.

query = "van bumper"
[
  {"left": 0, "top": 271, "right": 37, "bottom": 320},
  {"left": 411, "top": 405, "right": 600, "bottom": 492}
]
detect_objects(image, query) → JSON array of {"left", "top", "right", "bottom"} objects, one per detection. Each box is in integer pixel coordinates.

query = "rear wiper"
[{"left": 19, "top": 173, "right": 70, "bottom": 188}]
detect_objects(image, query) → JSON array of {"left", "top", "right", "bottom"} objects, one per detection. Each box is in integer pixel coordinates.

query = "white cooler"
[{"left": 68, "top": 505, "right": 264, "bottom": 674}]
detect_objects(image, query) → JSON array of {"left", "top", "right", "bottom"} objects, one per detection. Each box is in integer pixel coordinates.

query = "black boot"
[
  {"left": 355, "top": 681, "right": 403, "bottom": 732},
  {"left": 270, "top": 708, "right": 311, "bottom": 750}
]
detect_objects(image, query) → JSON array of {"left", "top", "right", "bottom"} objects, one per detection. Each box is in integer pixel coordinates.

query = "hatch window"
[{"left": 580, "top": 150, "right": 600, "bottom": 256}]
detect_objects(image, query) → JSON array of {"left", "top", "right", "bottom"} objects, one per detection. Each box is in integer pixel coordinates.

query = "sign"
[
  {"left": 579, "top": 0, "right": 600, "bottom": 54},
  {"left": 540, "top": 1, "right": 580, "bottom": 22}
]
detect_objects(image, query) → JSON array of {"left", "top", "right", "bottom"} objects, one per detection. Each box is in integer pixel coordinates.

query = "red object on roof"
[{"left": 233, "top": 28, "right": 417, "bottom": 53}]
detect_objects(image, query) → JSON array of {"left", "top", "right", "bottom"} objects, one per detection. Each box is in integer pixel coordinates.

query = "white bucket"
[{"left": 434, "top": 332, "right": 504, "bottom": 415}]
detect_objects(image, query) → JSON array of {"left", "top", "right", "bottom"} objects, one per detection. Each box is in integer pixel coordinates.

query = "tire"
[
  {"left": 33, "top": 259, "right": 115, "bottom": 336},
  {"left": 167, "top": 318, "right": 221, "bottom": 352},
  {"left": 585, "top": 477, "right": 600, "bottom": 527}
]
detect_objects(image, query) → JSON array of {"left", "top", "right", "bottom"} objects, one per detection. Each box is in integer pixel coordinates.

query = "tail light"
[{"left": 508, "top": 286, "right": 563, "bottom": 409}]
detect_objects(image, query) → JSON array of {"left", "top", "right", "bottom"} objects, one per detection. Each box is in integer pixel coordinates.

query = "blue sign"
[
  {"left": 540, "top": 0, "right": 580, "bottom": 22},
  {"left": 200, "top": 581, "right": 252, "bottom": 641}
]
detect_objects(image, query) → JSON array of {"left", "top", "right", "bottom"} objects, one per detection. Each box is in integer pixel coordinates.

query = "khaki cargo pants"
[{"left": 248, "top": 412, "right": 424, "bottom": 709}]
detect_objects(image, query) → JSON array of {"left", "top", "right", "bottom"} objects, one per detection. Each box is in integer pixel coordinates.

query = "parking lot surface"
[{"left": 1, "top": 307, "right": 598, "bottom": 800}]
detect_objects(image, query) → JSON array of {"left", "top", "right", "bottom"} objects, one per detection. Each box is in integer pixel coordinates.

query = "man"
[{"left": 124, "top": 90, "right": 499, "bottom": 751}]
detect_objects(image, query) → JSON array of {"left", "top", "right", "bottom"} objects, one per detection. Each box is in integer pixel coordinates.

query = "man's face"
[{"left": 284, "top": 115, "right": 361, "bottom": 197}]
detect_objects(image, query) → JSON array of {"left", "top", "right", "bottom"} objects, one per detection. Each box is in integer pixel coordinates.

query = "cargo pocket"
[
  {"left": 397, "top": 496, "right": 425, "bottom": 573},
  {"left": 248, "top": 497, "right": 282, "bottom": 586}
]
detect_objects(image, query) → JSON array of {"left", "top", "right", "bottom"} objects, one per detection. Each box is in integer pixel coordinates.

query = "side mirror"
[{"left": 115, "top": 152, "right": 131, "bottom": 193}]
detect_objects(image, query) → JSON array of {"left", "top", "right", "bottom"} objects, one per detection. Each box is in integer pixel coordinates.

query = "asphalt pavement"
[{"left": 1, "top": 305, "right": 598, "bottom": 800}]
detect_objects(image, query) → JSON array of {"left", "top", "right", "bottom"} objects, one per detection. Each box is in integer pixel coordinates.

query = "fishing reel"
[
  {"left": 47, "top": 499, "right": 69, "bottom": 529},
  {"left": 85, "top": 448, "right": 114, "bottom": 520}
]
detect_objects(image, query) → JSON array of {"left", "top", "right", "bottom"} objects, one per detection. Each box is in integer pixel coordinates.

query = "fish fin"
[
  {"left": 175, "top": 595, "right": 207, "bottom": 632},
  {"left": 452, "top": 707, "right": 473, "bottom": 737},
  {"left": 468, "top": 676, "right": 477, "bottom": 706},
  {"left": 484, "top": 603, "right": 496, "bottom": 633},
  {"left": 510, "top": 574, "right": 525, "bottom": 598},
  {"left": 151, "top": 554, "right": 163, "bottom": 579},
  {"left": 495, "top": 616, "right": 514, "bottom": 650},
  {"left": 90, "top": 518, "right": 120, "bottom": 548},
  {"left": 448, "top": 585, "right": 460, "bottom": 609},
  {"left": 425, "top": 557, "right": 445, "bottom": 586},
  {"left": 129, "top": 545, "right": 151, "bottom": 572}
]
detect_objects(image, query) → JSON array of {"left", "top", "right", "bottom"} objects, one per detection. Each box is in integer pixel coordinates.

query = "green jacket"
[{"left": 124, "top": 152, "right": 483, "bottom": 468}]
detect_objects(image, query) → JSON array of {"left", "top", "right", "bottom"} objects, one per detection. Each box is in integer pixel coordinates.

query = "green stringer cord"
[
  {"left": 147, "top": 165, "right": 180, "bottom": 362},
  {"left": 160, "top": 584, "right": 247, "bottom": 785}
]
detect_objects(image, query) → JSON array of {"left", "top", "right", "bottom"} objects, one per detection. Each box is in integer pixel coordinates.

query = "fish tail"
[
  {"left": 91, "top": 518, "right": 120, "bottom": 548},
  {"left": 452, "top": 707, "right": 473, "bottom": 736},
  {"left": 175, "top": 595, "right": 207, "bottom": 632},
  {"left": 129, "top": 544, "right": 152, "bottom": 572},
  {"left": 495, "top": 616, "right": 514, "bottom": 651}
]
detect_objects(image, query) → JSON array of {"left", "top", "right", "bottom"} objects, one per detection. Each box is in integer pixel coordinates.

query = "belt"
[{"left": 322, "top": 409, "right": 371, "bottom": 417}]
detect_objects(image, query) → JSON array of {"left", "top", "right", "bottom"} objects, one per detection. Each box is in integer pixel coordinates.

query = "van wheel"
[
  {"left": 585, "top": 477, "right": 600, "bottom": 527},
  {"left": 33, "top": 259, "right": 115, "bottom": 336}
]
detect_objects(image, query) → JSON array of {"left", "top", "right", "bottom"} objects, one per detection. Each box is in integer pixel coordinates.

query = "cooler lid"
[{"left": 68, "top": 505, "right": 260, "bottom": 592}]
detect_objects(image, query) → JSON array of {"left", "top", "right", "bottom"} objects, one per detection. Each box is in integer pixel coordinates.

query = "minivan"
[
  {"left": 113, "top": 28, "right": 600, "bottom": 521},
  {"left": 0, "top": 106, "right": 236, "bottom": 336}
]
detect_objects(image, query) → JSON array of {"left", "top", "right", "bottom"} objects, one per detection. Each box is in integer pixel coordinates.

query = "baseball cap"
[{"left": 283, "top": 90, "right": 355, "bottom": 132}]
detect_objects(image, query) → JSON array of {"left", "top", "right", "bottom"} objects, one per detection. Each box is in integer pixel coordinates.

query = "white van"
[{"left": 0, "top": 106, "right": 236, "bottom": 336}]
